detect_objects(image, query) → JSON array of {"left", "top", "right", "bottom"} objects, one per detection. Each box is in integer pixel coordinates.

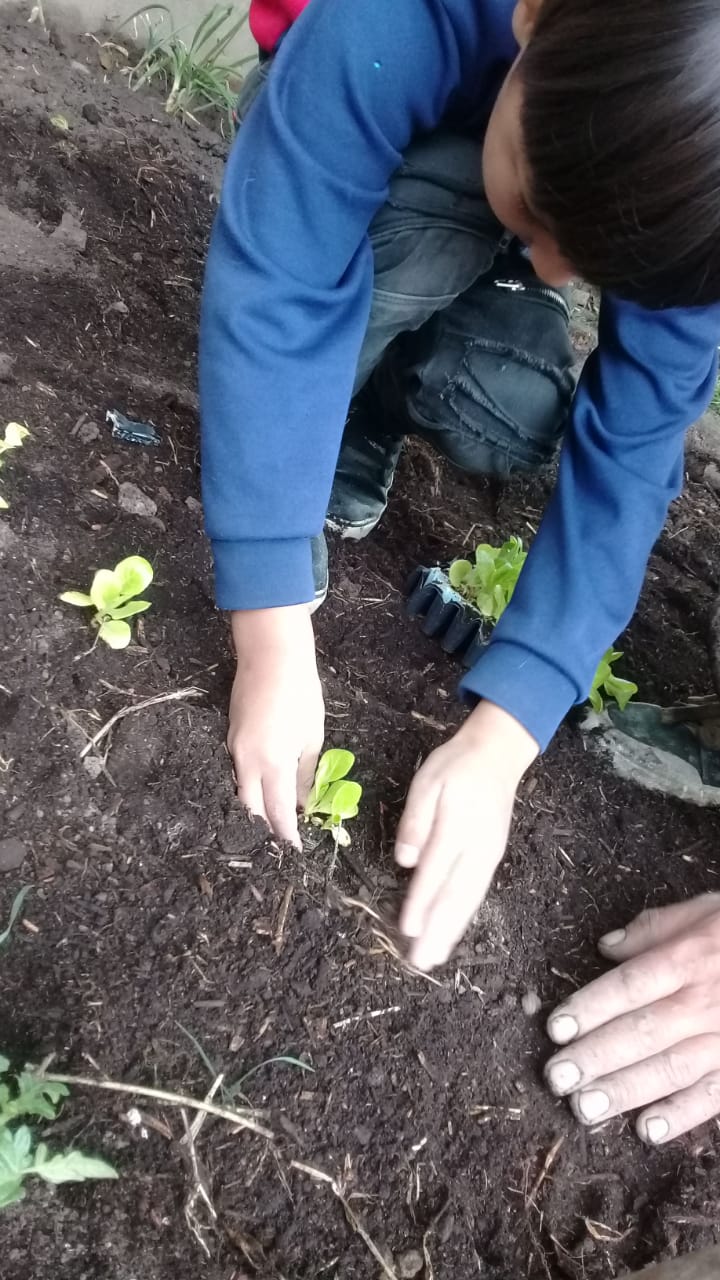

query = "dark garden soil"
[{"left": 1, "top": 11, "right": 720, "bottom": 1280}]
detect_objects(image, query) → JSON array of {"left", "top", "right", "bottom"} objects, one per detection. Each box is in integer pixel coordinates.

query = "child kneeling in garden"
[{"left": 199, "top": 0, "right": 720, "bottom": 1147}]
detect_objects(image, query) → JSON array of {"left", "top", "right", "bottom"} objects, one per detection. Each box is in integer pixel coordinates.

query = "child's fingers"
[
  {"left": 399, "top": 798, "right": 461, "bottom": 940},
  {"left": 394, "top": 769, "right": 443, "bottom": 870},
  {"left": 408, "top": 845, "right": 495, "bottom": 972},
  {"left": 235, "top": 772, "right": 269, "bottom": 827},
  {"left": 296, "top": 742, "right": 322, "bottom": 809},
  {"left": 598, "top": 894, "right": 720, "bottom": 962},
  {"left": 263, "top": 770, "right": 302, "bottom": 849}
]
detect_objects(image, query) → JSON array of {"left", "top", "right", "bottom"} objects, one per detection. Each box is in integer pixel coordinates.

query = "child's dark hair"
[{"left": 521, "top": 0, "right": 720, "bottom": 309}]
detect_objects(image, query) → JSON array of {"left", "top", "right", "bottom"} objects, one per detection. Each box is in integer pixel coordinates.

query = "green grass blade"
[{"left": 0, "top": 888, "right": 31, "bottom": 948}]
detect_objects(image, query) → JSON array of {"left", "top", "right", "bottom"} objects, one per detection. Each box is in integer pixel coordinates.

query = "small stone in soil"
[
  {"left": 397, "top": 1249, "right": 424, "bottom": 1278},
  {"left": 118, "top": 482, "right": 158, "bottom": 519},
  {"left": 81, "top": 102, "right": 101, "bottom": 124},
  {"left": 50, "top": 211, "right": 87, "bottom": 254},
  {"left": 521, "top": 989, "right": 542, "bottom": 1016},
  {"left": 0, "top": 352, "right": 15, "bottom": 381},
  {"left": 78, "top": 421, "right": 100, "bottom": 444},
  {"left": 354, "top": 1124, "right": 372, "bottom": 1147},
  {"left": 185, "top": 495, "right": 203, "bottom": 514},
  {"left": 0, "top": 837, "right": 28, "bottom": 872}
]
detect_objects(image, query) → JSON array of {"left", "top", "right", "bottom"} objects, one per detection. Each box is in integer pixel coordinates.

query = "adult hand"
[
  {"left": 395, "top": 700, "right": 539, "bottom": 971},
  {"left": 228, "top": 606, "right": 325, "bottom": 847},
  {"left": 545, "top": 894, "right": 720, "bottom": 1143}
]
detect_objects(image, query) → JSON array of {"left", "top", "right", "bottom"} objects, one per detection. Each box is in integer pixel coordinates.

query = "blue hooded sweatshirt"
[{"left": 199, "top": 0, "right": 720, "bottom": 750}]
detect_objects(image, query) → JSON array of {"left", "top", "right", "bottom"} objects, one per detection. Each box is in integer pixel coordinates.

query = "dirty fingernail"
[
  {"left": 644, "top": 1116, "right": 670, "bottom": 1145},
  {"left": 395, "top": 842, "right": 419, "bottom": 868},
  {"left": 547, "top": 1060, "right": 581, "bottom": 1094},
  {"left": 578, "top": 1090, "right": 610, "bottom": 1122},
  {"left": 599, "top": 928, "right": 626, "bottom": 949},
  {"left": 548, "top": 1013, "right": 579, "bottom": 1044}
]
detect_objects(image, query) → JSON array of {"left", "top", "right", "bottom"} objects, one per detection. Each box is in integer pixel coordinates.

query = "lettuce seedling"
[
  {"left": 449, "top": 538, "right": 638, "bottom": 712},
  {"left": 304, "top": 749, "right": 362, "bottom": 847},
  {"left": 59, "top": 555, "right": 153, "bottom": 649},
  {"left": 588, "top": 648, "right": 638, "bottom": 713},
  {"left": 0, "top": 422, "right": 30, "bottom": 511},
  {"left": 448, "top": 536, "right": 527, "bottom": 623},
  {"left": 0, "top": 1061, "right": 117, "bottom": 1208}
]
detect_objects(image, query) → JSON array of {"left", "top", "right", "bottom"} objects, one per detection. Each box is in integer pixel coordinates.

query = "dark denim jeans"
[{"left": 235, "top": 61, "right": 576, "bottom": 478}]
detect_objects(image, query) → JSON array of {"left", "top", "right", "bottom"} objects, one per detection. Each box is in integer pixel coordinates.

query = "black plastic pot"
[{"left": 405, "top": 566, "right": 491, "bottom": 669}]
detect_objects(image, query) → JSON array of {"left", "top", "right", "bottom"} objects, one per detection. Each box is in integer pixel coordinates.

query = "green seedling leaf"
[
  {"left": 304, "top": 748, "right": 355, "bottom": 814},
  {"left": 58, "top": 591, "right": 93, "bottom": 608},
  {"left": 110, "top": 599, "right": 152, "bottom": 620},
  {"left": 587, "top": 649, "right": 638, "bottom": 713},
  {"left": 0, "top": 1125, "right": 33, "bottom": 1206},
  {"left": 113, "top": 555, "right": 154, "bottom": 601},
  {"left": 449, "top": 537, "right": 527, "bottom": 623},
  {"left": 0, "top": 1057, "right": 9, "bottom": 1075},
  {"left": 0, "top": 1074, "right": 68, "bottom": 1127},
  {"left": 0, "top": 423, "right": 29, "bottom": 453},
  {"left": 90, "top": 568, "right": 121, "bottom": 613},
  {"left": 603, "top": 674, "right": 639, "bottom": 712},
  {"left": 448, "top": 559, "right": 472, "bottom": 591},
  {"left": 32, "top": 1148, "right": 117, "bottom": 1185},
  {"left": 0, "top": 887, "right": 31, "bottom": 949},
  {"left": 313, "top": 780, "right": 362, "bottom": 822},
  {"left": 98, "top": 619, "right": 132, "bottom": 649}
]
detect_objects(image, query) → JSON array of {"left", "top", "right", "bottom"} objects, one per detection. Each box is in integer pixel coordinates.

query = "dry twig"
[
  {"left": 39, "top": 1068, "right": 273, "bottom": 1138},
  {"left": 79, "top": 687, "right": 203, "bottom": 758}
]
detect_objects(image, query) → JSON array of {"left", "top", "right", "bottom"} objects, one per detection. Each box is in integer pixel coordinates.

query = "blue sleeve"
[
  {"left": 199, "top": 0, "right": 486, "bottom": 609},
  {"left": 461, "top": 295, "right": 720, "bottom": 749}
]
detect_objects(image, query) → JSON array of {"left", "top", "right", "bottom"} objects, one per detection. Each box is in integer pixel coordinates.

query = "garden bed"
[{"left": 1, "top": 11, "right": 720, "bottom": 1278}]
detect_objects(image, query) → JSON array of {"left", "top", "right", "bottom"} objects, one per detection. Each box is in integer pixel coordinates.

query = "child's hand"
[
  {"left": 395, "top": 701, "right": 539, "bottom": 970},
  {"left": 228, "top": 606, "right": 325, "bottom": 848},
  {"left": 545, "top": 894, "right": 720, "bottom": 1142}
]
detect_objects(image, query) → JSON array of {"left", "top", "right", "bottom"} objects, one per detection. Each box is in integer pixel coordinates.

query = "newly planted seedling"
[
  {"left": 0, "top": 1063, "right": 117, "bottom": 1208},
  {"left": 304, "top": 750, "right": 362, "bottom": 847},
  {"left": 60, "top": 555, "right": 153, "bottom": 649},
  {"left": 449, "top": 536, "right": 527, "bottom": 623},
  {"left": 588, "top": 648, "right": 638, "bottom": 713},
  {"left": 449, "top": 539, "right": 638, "bottom": 711},
  {"left": 0, "top": 891, "right": 116, "bottom": 1208},
  {"left": 0, "top": 422, "right": 29, "bottom": 510}
]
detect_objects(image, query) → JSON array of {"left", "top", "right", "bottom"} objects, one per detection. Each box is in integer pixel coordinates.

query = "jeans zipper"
[{"left": 494, "top": 278, "right": 571, "bottom": 322}]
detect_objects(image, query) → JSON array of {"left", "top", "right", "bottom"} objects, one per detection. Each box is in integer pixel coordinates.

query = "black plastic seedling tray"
[{"left": 405, "top": 566, "right": 491, "bottom": 669}]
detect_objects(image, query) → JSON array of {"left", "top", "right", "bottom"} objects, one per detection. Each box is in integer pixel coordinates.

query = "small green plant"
[
  {"left": 119, "top": 4, "right": 253, "bottom": 129},
  {"left": 0, "top": 1063, "right": 117, "bottom": 1208},
  {"left": 449, "top": 538, "right": 638, "bottom": 712},
  {"left": 0, "top": 422, "right": 29, "bottom": 510},
  {"left": 449, "top": 536, "right": 527, "bottom": 623},
  {"left": 59, "top": 555, "right": 153, "bottom": 649},
  {"left": 304, "top": 749, "right": 362, "bottom": 848},
  {"left": 0, "top": 890, "right": 116, "bottom": 1207},
  {"left": 588, "top": 648, "right": 638, "bottom": 713}
]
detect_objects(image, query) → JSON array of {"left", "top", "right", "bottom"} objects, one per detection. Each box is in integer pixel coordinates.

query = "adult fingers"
[
  {"left": 637, "top": 1068, "right": 720, "bottom": 1145},
  {"left": 599, "top": 894, "right": 720, "bottom": 962},
  {"left": 395, "top": 767, "right": 443, "bottom": 871},
  {"left": 263, "top": 770, "right": 302, "bottom": 848},
  {"left": 563, "top": 1034, "right": 720, "bottom": 1127},
  {"left": 547, "top": 950, "right": 684, "bottom": 1046},
  {"left": 546, "top": 993, "right": 705, "bottom": 1094},
  {"left": 408, "top": 845, "right": 495, "bottom": 972}
]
